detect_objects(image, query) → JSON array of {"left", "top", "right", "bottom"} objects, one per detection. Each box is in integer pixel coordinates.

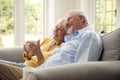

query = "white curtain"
[{"left": 116, "top": 0, "right": 120, "bottom": 28}]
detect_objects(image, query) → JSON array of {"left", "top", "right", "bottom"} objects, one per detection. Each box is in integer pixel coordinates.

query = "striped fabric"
[{"left": 0, "top": 63, "right": 22, "bottom": 80}]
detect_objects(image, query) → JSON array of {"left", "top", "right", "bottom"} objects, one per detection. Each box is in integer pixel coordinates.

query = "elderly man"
[{"left": 25, "top": 9, "right": 103, "bottom": 80}]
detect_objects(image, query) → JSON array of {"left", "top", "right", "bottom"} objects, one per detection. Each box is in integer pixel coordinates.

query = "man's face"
[{"left": 66, "top": 14, "right": 83, "bottom": 34}]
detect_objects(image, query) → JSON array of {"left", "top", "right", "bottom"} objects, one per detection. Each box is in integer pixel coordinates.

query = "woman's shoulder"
[
  {"left": 41, "top": 38, "right": 54, "bottom": 44},
  {"left": 44, "top": 38, "right": 54, "bottom": 41}
]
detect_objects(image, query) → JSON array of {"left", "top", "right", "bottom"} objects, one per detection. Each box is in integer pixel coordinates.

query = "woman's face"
[{"left": 53, "top": 23, "right": 66, "bottom": 41}]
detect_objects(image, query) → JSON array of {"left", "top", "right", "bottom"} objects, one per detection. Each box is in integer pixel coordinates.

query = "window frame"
[
  {"left": 14, "top": 0, "right": 45, "bottom": 46},
  {"left": 95, "top": 0, "right": 116, "bottom": 34},
  {"left": 14, "top": 0, "right": 25, "bottom": 46}
]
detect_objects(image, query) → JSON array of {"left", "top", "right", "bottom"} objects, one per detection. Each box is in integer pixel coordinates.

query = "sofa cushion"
[{"left": 100, "top": 28, "right": 120, "bottom": 61}]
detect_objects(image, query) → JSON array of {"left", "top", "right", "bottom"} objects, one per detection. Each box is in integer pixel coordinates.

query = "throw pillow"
[{"left": 100, "top": 28, "right": 120, "bottom": 61}]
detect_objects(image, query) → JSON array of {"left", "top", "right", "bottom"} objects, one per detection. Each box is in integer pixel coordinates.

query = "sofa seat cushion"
[{"left": 100, "top": 28, "right": 120, "bottom": 61}]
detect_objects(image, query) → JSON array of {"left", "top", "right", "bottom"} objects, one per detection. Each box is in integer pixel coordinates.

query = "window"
[
  {"left": 25, "top": 0, "right": 44, "bottom": 41},
  {"left": 0, "top": 0, "right": 44, "bottom": 48},
  {"left": 95, "top": 0, "right": 116, "bottom": 34},
  {"left": 0, "top": 0, "right": 14, "bottom": 47}
]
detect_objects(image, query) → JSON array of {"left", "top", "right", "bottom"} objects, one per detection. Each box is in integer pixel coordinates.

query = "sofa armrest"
[
  {"left": 0, "top": 46, "right": 24, "bottom": 62},
  {"left": 34, "top": 61, "right": 120, "bottom": 80}
]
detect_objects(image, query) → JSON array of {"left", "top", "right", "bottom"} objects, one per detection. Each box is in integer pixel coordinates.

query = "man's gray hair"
[{"left": 67, "top": 9, "right": 89, "bottom": 27}]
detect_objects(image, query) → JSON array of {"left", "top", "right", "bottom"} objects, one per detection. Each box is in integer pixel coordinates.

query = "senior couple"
[{"left": 0, "top": 9, "right": 102, "bottom": 80}]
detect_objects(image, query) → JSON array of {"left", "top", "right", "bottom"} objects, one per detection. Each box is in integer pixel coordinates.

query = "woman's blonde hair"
[{"left": 55, "top": 18, "right": 67, "bottom": 32}]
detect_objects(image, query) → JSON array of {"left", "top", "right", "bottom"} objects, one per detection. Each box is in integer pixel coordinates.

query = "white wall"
[{"left": 54, "top": 0, "right": 76, "bottom": 23}]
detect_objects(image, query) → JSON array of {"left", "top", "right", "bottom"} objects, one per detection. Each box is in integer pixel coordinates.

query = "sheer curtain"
[{"left": 116, "top": 0, "right": 120, "bottom": 28}]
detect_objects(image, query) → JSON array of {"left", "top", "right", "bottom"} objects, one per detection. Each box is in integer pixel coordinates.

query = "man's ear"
[{"left": 79, "top": 16, "right": 84, "bottom": 22}]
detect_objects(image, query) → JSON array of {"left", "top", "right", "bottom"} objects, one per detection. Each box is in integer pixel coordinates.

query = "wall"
[{"left": 54, "top": 0, "right": 76, "bottom": 23}]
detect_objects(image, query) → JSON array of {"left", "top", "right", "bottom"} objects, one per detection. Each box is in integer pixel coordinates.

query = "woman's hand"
[
  {"left": 24, "top": 41, "right": 36, "bottom": 58},
  {"left": 24, "top": 40, "right": 44, "bottom": 62},
  {"left": 34, "top": 40, "right": 44, "bottom": 62}
]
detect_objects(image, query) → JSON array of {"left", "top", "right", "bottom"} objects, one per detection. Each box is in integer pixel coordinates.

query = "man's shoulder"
[
  {"left": 77, "top": 28, "right": 100, "bottom": 40},
  {"left": 78, "top": 28, "right": 96, "bottom": 35},
  {"left": 85, "top": 28, "right": 98, "bottom": 35}
]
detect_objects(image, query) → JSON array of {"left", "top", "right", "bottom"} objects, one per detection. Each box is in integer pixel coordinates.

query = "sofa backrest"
[
  {"left": 0, "top": 46, "right": 24, "bottom": 62},
  {"left": 99, "top": 28, "right": 120, "bottom": 61}
]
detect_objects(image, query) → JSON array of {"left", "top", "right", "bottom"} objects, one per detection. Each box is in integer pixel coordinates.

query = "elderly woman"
[
  {"left": 24, "top": 18, "right": 67, "bottom": 67},
  {"left": 0, "top": 18, "right": 67, "bottom": 80}
]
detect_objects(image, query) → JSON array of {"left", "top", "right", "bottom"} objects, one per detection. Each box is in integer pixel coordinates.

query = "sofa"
[{"left": 0, "top": 28, "right": 120, "bottom": 80}]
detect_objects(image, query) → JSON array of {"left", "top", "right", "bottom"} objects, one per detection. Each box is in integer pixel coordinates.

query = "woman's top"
[{"left": 24, "top": 38, "right": 61, "bottom": 67}]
